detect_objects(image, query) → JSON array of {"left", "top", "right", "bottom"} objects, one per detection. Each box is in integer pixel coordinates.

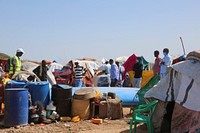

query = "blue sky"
[{"left": 0, "top": 0, "right": 200, "bottom": 64}]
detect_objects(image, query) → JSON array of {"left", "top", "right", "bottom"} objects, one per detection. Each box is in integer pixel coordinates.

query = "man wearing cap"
[{"left": 9, "top": 48, "right": 24, "bottom": 77}]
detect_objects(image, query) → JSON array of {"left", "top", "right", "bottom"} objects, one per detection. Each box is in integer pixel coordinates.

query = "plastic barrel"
[
  {"left": 52, "top": 84, "right": 72, "bottom": 117},
  {"left": 5, "top": 80, "right": 27, "bottom": 89},
  {"left": 27, "top": 81, "right": 51, "bottom": 108},
  {"left": 4, "top": 88, "right": 28, "bottom": 127}
]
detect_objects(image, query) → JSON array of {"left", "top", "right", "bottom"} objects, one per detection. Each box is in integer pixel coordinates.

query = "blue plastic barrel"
[
  {"left": 27, "top": 81, "right": 51, "bottom": 108},
  {"left": 4, "top": 89, "right": 29, "bottom": 127},
  {"left": 5, "top": 80, "right": 27, "bottom": 89}
]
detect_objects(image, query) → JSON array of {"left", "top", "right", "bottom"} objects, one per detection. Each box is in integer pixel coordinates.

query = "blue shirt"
[
  {"left": 160, "top": 54, "right": 172, "bottom": 74},
  {"left": 110, "top": 64, "right": 119, "bottom": 80}
]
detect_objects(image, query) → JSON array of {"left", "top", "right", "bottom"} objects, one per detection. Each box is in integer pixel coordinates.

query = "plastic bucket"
[
  {"left": 27, "top": 81, "right": 51, "bottom": 108},
  {"left": 4, "top": 88, "right": 28, "bottom": 127}
]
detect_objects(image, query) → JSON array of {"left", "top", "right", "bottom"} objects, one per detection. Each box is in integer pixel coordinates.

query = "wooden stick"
[{"left": 180, "top": 37, "right": 186, "bottom": 55}]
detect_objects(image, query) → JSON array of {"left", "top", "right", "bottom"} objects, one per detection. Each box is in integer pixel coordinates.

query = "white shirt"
[
  {"left": 103, "top": 64, "right": 111, "bottom": 74},
  {"left": 160, "top": 54, "right": 172, "bottom": 74},
  {"left": 119, "top": 66, "right": 125, "bottom": 80}
]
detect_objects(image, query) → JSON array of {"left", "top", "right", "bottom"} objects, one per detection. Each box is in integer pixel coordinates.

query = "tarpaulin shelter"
[
  {"left": 122, "top": 54, "right": 154, "bottom": 88},
  {"left": 48, "top": 62, "right": 63, "bottom": 73},
  {"left": 56, "top": 59, "right": 98, "bottom": 86},
  {"left": 141, "top": 56, "right": 149, "bottom": 70},
  {"left": 145, "top": 50, "right": 200, "bottom": 133},
  {"left": 21, "top": 61, "right": 56, "bottom": 85},
  {"left": 115, "top": 56, "right": 128, "bottom": 64}
]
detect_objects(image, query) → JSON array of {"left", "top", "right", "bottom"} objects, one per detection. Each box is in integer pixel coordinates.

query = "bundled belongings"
[
  {"left": 71, "top": 88, "right": 123, "bottom": 120},
  {"left": 93, "top": 74, "right": 110, "bottom": 87},
  {"left": 92, "top": 92, "right": 123, "bottom": 120},
  {"left": 28, "top": 99, "right": 53, "bottom": 124}
]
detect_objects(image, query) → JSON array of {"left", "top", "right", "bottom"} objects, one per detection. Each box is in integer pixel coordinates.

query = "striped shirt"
[{"left": 74, "top": 66, "right": 84, "bottom": 79}]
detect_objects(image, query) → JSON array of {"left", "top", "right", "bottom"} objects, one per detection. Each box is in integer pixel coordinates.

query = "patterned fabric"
[{"left": 171, "top": 103, "right": 200, "bottom": 133}]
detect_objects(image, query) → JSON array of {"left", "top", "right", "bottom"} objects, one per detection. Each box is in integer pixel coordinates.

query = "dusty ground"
[{"left": 0, "top": 108, "right": 147, "bottom": 133}]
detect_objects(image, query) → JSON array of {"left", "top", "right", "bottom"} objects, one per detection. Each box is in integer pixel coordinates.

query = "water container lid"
[
  {"left": 28, "top": 81, "right": 49, "bottom": 85},
  {"left": 5, "top": 88, "right": 28, "bottom": 91},
  {"left": 6, "top": 80, "right": 27, "bottom": 85},
  {"left": 57, "top": 84, "right": 72, "bottom": 89},
  {"left": 73, "top": 88, "right": 96, "bottom": 100}
]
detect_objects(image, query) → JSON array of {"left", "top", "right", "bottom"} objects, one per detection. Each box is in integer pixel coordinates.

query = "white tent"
[
  {"left": 48, "top": 62, "right": 63, "bottom": 73},
  {"left": 21, "top": 61, "right": 56, "bottom": 85}
]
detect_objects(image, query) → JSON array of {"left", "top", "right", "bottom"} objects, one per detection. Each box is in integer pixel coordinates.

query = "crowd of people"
[{"left": 94, "top": 47, "right": 172, "bottom": 88}]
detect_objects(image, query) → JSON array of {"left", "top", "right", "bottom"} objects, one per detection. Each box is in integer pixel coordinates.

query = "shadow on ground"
[{"left": 120, "top": 123, "right": 148, "bottom": 133}]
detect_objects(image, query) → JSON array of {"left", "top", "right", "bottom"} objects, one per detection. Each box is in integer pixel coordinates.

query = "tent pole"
[{"left": 180, "top": 37, "right": 186, "bottom": 55}]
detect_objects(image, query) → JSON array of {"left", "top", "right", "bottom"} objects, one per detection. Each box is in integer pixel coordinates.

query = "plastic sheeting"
[
  {"left": 72, "top": 87, "right": 140, "bottom": 106},
  {"left": 128, "top": 70, "right": 154, "bottom": 88}
]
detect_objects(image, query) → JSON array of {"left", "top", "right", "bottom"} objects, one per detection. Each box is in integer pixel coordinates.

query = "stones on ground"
[
  {"left": 64, "top": 123, "right": 70, "bottom": 128},
  {"left": 30, "top": 122, "right": 35, "bottom": 126},
  {"left": 15, "top": 126, "right": 20, "bottom": 129}
]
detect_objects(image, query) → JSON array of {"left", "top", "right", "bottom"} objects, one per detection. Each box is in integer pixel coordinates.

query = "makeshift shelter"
[
  {"left": 123, "top": 54, "right": 137, "bottom": 76},
  {"left": 48, "top": 62, "right": 63, "bottom": 73},
  {"left": 115, "top": 56, "right": 128, "bottom": 64},
  {"left": 74, "top": 59, "right": 99, "bottom": 70},
  {"left": 0, "top": 52, "right": 10, "bottom": 59},
  {"left": 122, "top": 54, "right": 154, "bottom": 88},
  {"left": 141, "top": 56, "right": 149, "bottom": 70},
  {"left": 55, "top": 60, "right": 97, "bottom": 87},
  {"left": 21, "top": 61, "right": 56, "bottom": 85},
  {"left": 145, "top": 50, "right": 200, "bottom": 133}
]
